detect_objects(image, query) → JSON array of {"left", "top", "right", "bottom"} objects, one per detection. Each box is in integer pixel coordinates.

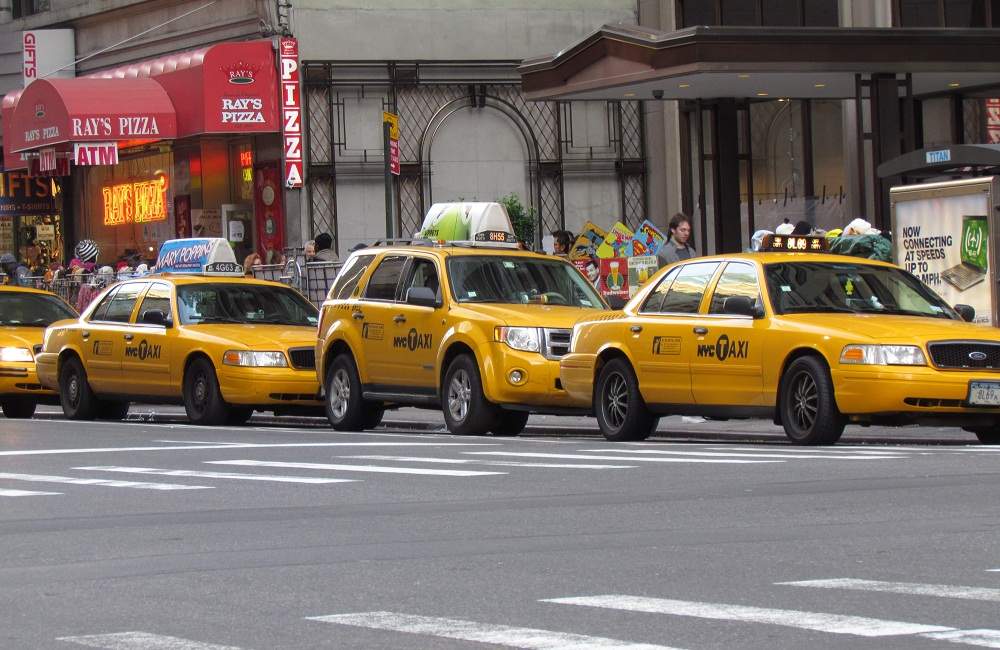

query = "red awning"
[{"left": 6, "top": 78, "right": 177, "bottom": 154}]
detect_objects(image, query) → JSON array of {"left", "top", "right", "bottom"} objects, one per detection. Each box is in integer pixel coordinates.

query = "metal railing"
[{"left": 250, "top": 250, "right": 343, "bottom": 306}]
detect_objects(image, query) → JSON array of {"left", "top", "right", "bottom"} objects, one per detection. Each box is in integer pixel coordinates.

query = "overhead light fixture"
[
  {"left": 623, "top": 92, "right": 636, "bottom": 97},
  {"left": 738, "top": 74, "right": 750, "bottom": 79},
  {"left": 678, "top": 83, "right": 691, "bottom": 88},
  {"left": 948, "top": 82, "right": 961, "bottom": 88},
  {"left": 778, "top": 98, "right": 788, "bottom": 102},
  {"left": 756, "top": 91, "right": 769, "bottom": 97},
  {"left": 814, "top": 83, "right": 827, "bottom": 88}
]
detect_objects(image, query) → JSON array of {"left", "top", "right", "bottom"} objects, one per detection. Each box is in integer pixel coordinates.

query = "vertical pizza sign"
[{"left": 279, "top": 37, "right": 303, "bottom": 188}]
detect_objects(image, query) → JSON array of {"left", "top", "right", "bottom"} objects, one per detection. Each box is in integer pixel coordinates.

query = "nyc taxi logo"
[
  {"left": 696, "top": 334, "right": 748, "bottom": 361},
  {"left": 125, "top": 339, "right": 161, "bottom": 361},
  {"left": 393, "top": 328, "right": 432, "bottom": 352}
]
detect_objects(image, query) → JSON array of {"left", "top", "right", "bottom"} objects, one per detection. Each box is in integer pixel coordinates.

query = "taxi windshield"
[
  {"left": 765, "top": 261, "right": 957, "bottom": 319},
  {"left": 0, "top": 292, "right": 76, "bottom": 327},
  {"left": 176, "top": 283, "right": 319, "bottom": 326},
  {"left": 447, "top": 255, "right": 605, "bottom": 308}
]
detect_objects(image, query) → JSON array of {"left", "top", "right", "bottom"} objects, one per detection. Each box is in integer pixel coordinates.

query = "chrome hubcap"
[
  {"left": 67, "top": 374, "right": 79, "bottom": 407},
  {"left": 791, "top": 371, "right": 819, "bottom": 431},
  {"left": 328, "top": 368, "right": 351, "bottom": 419},
  {"left": 193, "top": 375, "right": 209, "bottom": 411},
  {"left": 602, "top": 372, "right": 628, "bottom": 430},
  {"left": 448, "top": 369, "right": 471, "bottom": 422}
]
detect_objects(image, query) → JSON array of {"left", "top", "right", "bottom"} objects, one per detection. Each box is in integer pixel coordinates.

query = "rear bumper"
[{"left": 218, "top": 366, "right": 321, "bottom": 406}]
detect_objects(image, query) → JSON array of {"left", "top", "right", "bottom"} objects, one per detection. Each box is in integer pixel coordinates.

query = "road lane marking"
[
  {"left": 0, "top": 473, "right": 210, "bottom": 491},
  {"left": 0, "top": 488, "right": 61, "bottom": 496},
  {"left": 73, "top": 467, "right": 358, "bottom": 485},
  {"left": 57, "top": 631, "right": 242, "bottom": 649},
  {"left": 464, "top": 452, "right": 781, "bottom": 464},
  {"left": 542, "top": 595, "right": 952, "bottom": 637},
  {"left": 704, "top": 446, "right": 908, "bottom": 455},
  {"left": 0, "top": 441, "right": 498, "bottom": 457},
  {"left": 307, "top": 611, "right": 681, "bottom": 649},
  {"left": 922, "top": 629, "right": 1000, "bottom": 648},
  {"left": 207, "top": 460, "right": 505, "bottom": 477},
  {"left": 337, "top": 455, "right": 637, "bottom": 469},
  {"left": 578, "top": 449, "right": 898, "bottom": 460},
  {"left": 779, "top": 578, "right": 1000, "bottom": 602}
]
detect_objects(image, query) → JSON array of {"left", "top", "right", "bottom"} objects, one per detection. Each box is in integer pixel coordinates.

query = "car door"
[
  {"left": 627, "top": 261, "right": 720, "bottom": 406},
  {"left": 124, "top": 282, "right": 175, "bottom": 397},
  {"left": 388, "top": 255, "right": 443, "bottom": 393},
  {"left": 357, "top": 254, "right": 407, "bottom": 388},
  {"left": 81, "top": 281, "right": 146, "bottom": 393},
  {"left": 691, "top": 261, "right": 767, "bottom": 406}
]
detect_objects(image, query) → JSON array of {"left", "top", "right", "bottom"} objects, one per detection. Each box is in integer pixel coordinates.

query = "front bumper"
[
  {"left": 218, "top": 365, "right": 321, "bottom": 407},
  {"left": 480, "top": 343, "right": 580, "bottom": 411},
  {"left": 0, "top": 361, "right": 55, "bottom": 398},
  {"left": 833, "top": 365, "right": 1000, "bottom": 416}
]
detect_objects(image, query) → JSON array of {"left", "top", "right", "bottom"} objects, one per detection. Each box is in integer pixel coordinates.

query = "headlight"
[
  {"left": 840, "top": 344, "right": 927, "bottom": 366},
  {"left": 495, "top": 326, "right": 540, "bottom": 353},
  {"left": 222, "top": 350, "right": 288, "bottom": 367},
  {"left": 0, "top": 347, "right": 33, "bottom": 362}
]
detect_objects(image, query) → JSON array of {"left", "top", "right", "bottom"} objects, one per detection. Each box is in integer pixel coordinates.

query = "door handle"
[
  {"left": 352, "top": 311, "right": 365, "bottom": 320},
  {"left": 693, "top": 327, "right": 708, "bottom": 335},
  {"left": 393, "top": 314, "right": 407, "bottom": 324},
  {"left": 81, "top": 331, "right": 90, "bottom": 340},
  {"left": 123, "top": 334, "right": 134, "bottom": 342},
  {"left": 629, "top": 325, "right": 643, "bottom": 333}
]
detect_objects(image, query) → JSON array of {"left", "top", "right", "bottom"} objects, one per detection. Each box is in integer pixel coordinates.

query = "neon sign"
[{"left": 102, "top": 175, "right": 167, "bottom": 226}]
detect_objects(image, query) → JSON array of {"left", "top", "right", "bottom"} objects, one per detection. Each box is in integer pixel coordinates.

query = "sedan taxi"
[
  {"left": 0, "top": 286, "right": 77, "bottom": 418},
  {"left": 35, "top": 239, "right": 322, "bottom": 425},
  {"left": 562, "top": 240, "right": 1000, "bottom": 444}
]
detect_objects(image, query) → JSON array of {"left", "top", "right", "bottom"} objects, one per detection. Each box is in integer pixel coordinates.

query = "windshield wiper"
[
  {"left": 252, "top": 318, "right": 310, "bottom": 326},
  {"left": 782, "top": 306, "right": 858, "bottom": 314}
]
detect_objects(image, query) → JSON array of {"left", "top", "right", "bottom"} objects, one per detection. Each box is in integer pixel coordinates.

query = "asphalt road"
[{"left": 3, "top": 412, "right": 1000, "bottom": 650}]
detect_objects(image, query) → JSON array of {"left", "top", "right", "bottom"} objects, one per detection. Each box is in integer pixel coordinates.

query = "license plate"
[{"left": 968, "top": 381, "right": 1000, "bottom": 406}]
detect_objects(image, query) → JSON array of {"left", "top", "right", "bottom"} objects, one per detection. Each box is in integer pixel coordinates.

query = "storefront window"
[
  {"left": 681, "top": 0, "right": 839, "bottom": 26},
  {"left": 750, "top": 100, "right": 805, "bottom": 230},
  {"left": 897, "top": 0, "right": 995, "bottom": 26},
  {"left": 809, "top": 100, "right": 847, "bottom": 230},
  {"left": 0, "top": 173, "right": 65, "bottom": 270}
]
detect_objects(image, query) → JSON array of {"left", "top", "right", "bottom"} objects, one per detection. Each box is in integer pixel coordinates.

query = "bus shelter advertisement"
[{"left": 893, "top": 189, "right": 992, "bottom": 324}]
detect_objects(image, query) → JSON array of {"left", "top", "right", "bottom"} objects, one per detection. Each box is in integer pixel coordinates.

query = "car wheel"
[
  {"left": 226, "top": 408, "right": 254, "bottom": 426},
  {"left": 442, "top": 354, "right": 499, "bottom": 435},
  {"left": 779, "top": 356, "right": 845, "bottom": 445},
  {"left": 96, "top": 400, "right": 130, "bottom": 421},
  {"left": 1, "top": 398, "right": 36, "bottom": 419},
  {"left": 325, "top": 354, "right": 367, "bottom": 431},
  {"left": 491, "top": 410, "right": 529, "bottom": 436},
  {"left": 965, "top": 426, "right": 1000, "bottom": 444},
  {"left": 59, "top": 356, "right": 99, "bottom": 420},
  {"left": 361, "top": 405, "right": 385, "bottom": 430},
  {"left": 595, "top": 357, "right": 655, "bottom": 442},
  {"left": 183, "top": 358, "right": 230, "bottom": 426}
]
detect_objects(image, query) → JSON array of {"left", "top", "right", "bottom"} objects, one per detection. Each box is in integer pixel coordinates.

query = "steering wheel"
[{"left": 541, "top": 292, "right": 568, "bottom": 305}]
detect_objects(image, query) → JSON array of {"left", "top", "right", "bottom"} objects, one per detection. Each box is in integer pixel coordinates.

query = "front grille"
[
  {"left": 542, "top": 328, "right": 572, "bottom": 360},
  {"left": 928, "top": 341, "right": 1000, "bottom": 370},
  {"left": 288, "top": 347, "right": 316, "bottom": 370},
  {"left": 904, "top": 397, "right": 964, "bottom": 408}
]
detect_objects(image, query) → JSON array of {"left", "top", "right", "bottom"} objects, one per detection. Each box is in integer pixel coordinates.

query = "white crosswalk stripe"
[
  {"left": 307, "top": 611, "right": 682, "bottom": 649},
  {"left": 57, "top": 631, "right": 242, "bottom": 649},
  {"left": 705, "top": 445, "right": 909, "bottom": 455},
  {"left": 207, "top": 460, "right": 506, "bottom": 477},
  {"left": 464, "top": 451, "right": 780, "bottom": 464},
  {"left": 542, "top": 594, "right": 952, "bottom": 637},
  {"left": 0, "top": 488, "right": 61, "bottom": 496},
  {"left": 577, "top": 449, "right": 898, "bottom": 460},
  {"left": 337, "top": 455, "right": 637, "bottom": 469},
  {"left": 923, "top": 629, "right": 1000, "bottom": 648},
  {"left": 73, "top": 466, "right": 358, "bottom": 484},
  {"left": 778, "top": 578, "right": 1000, "bottom": 602},
  {"left": 0, "top": 441, "right": 497, "bottom": 458},
  {"left": 0, "top": 472, "right": 210, "bottom": 490}
]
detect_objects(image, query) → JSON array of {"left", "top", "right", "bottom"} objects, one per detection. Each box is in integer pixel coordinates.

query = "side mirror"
[
  {"left": 723, "top": 295, "right": 757, "bottom": 318},
  {"left": 406, "top": 286, "right": 439, "bottom": 308},
  {"left": 954, "top": 304, "right": 975, "bottom": 322},
  {"left": 141, "top": 309, "right": 171, "bottom": 327}
]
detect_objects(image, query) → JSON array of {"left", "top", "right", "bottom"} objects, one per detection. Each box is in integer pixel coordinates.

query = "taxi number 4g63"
[{"left": 968, "top": 381, "right": 1000, "bottom": 406}]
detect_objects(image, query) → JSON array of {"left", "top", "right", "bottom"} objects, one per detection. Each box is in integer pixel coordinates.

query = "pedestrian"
[
  {"left": 551, "top": 230, "right": 574, "bottom": 257},
  {"left": 792, "top": 220, "right": 812, "bottom": 235},
  {"left": 657, "top": 213, "right": 698, "bottom": 266},
  {"left": 243, "top": 252, "right": 262, "bottom": 276},
  {"left": 313, "top": 232, "right": 337, "bottom": 262},
  {"left": 303, "top": 239, "right": 317, "bottom": 261},
  {"left": 74, "top": 239, "right": 100, "bottom": 266},
  {"left": 0, "top": 253, "right": 30, "bottom": 286}
]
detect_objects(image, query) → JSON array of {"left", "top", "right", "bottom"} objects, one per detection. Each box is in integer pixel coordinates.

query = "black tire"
[
  {"left": 594, "top": 357, "right": 655, "bottom": 442},
  {"left": 491, "top": 410, "right": 529, "bottom": 436},
  {"left": 779, "top": 356, "right": 845, "bottom": 445},
  {"left": 325, "top": 353, "right": 367, "bottom": 431},
  {"left": 183, "top": 357, "right": 230, "bottom": 426},
  {"left": 226, "top": 408, "right": 254, "bottom": 426},
  {"left": 59, "top": 356, "right": 99, "bottom": 420},
  {"left": 1, "top": 398, "right": 36, "bottom": 419},
  {"left": 442, "top": 354, "right": 500, "bottom": 435},
  {"left": 361, "top": 405, "right": 385, "bottom": 430},
  {"left": 965, "top": 426, "right": 1000, "bottom": 444},
  {"left": 96, "top": 400, "right": 130, "bottom": 421}
]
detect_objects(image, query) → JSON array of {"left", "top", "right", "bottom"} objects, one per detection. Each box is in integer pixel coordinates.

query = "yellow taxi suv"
[
  {"left": 35, "top": 239, "right": 322, "bottom": 425},
  {"left": 316, "top": 202, "right": 607, "bottom": 435},
  {"left": 0, "top": 286, "right": 77, "bottom": 419},
  {"left": 562, "top": 237, "right": 1000, "bottom": 445}
]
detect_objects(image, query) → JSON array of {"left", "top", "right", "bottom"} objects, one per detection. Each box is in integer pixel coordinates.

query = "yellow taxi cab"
[
  {"left": 315, "top": 202, "right": 607, "bottom": 435},
  {"left": 561, "top": 234, "right": 1000, "bottom": 444},
  {"left": 35, "top": 238, "right": 322, "bottom": 425},
  {"left": 0, "top": 285, "right": 78, "bottom": 419}
]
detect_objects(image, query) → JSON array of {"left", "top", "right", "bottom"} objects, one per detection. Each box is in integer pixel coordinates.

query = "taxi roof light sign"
[
  {"left": 155, "top": 238, "right": 244, "bottom": 276},
  {"left": 760, "top": 234, "right": 829, "bottom": 253},
  {"left": 416, "top": 202, "right": 520, "bottom": 248}
]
